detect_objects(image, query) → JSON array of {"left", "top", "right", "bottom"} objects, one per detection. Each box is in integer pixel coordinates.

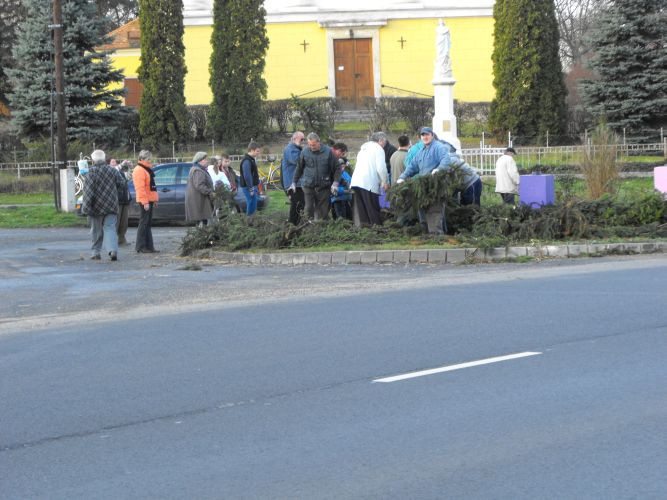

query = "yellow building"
[{"left": 105, "top": 1, "right": 495, "bottom": 109}]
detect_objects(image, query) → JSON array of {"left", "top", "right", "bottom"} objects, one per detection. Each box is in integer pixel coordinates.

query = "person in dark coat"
[
  {"left": 281, "top": 131, "right": 305, "bottom": 225},
  {"left": 185, "top": 151, "right": 215, "bottom": 226},
  {"left": 239, "top": 142, "right": 261, "bottom": 216},
  {"left": 289, "top": 132, "right": 341, "bottom": 221},
  {"left": 115, "top": 160, "right": 132, "bottom": 245}
]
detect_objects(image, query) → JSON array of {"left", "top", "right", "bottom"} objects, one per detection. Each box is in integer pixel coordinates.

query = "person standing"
[
  {"left": 115, "top": 160, "right": 132, "bottom": 245},
  {"left": 219, "top": 154, "right": 237, "bottom": 192},
  {"left": 390, "top": 134, "right": 410, "bottom": 185},
  {"left": 289, "top": 132, "right": 340, "bottom": 221},
  {"left": 350, "top": 133, "right": 389, "bottom": 226},
  {"left": 330, "top": 142, "right": 353, "bottom": 220},
  {"left": 495, "top": 147, "right": 520, "bottom": 204},
  {"left": 81, "top": 149, "right": 125, "bottom": 261},
  {"left": 208, "top": 155, "right": 232, "bottom": 191},
  {"left": 239, "top": 142, "right": 261, "bottom": 216},
  {"left": 281, "top": 131, "right": 305, "bottom": 225},
  {"left": 132, "top": 149, "right": 159, "bottom": 254},
  {"left": 186, "top": 151, "right": 215, "bottom": 226}
]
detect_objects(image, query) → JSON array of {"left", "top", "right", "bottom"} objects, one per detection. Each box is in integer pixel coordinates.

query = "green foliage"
[
  {"left": 489, "top": 0, "right": 568, "bottom": 143},
  {"left": 387, "top": 168, "right": 466, "bottom": 216},
  {"left": 263, "top": 99, "right": 292, "bottom": 134},
  {"left": 7, "top": 0, "right": 126, "bottom": 143},
  {"left": 0, "top": 0, "right": 25, "bottom": 108},
  {"left": 580, "top": 0, "right": 667, "bottom": 142},
  {"left": 208, "top": 0, "right": 269, "bottom": 145},
  {"left": 289, "top": 96, "right": 339, "bottom": 141},
  {"left": 138, "top": 0, "right": 189, "bottom": 148},
  {"left": 364, "top": 97, "right": 398, "bottom": 133}
]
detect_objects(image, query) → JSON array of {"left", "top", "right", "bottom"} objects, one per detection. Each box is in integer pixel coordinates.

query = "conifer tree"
[
  {"left": 0, "top": 0, "right": 25, "bottom": 110},
  {"left": 580, "top": 0, "right": 667, "bottom": 142},
  {"left": 138, "top": 0, "right": 189, "bottom": 148},
  {"left": 208, "top": 0, "right": 269, "bottom": 145},
  {"left": 489, "top": 0, "right": 568, "bottom": 143},
  {"left": 7, "top": 0, "right": 126, "bottom": 141}
]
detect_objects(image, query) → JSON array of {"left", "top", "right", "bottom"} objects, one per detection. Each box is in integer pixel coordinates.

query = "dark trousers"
[
  {"left": 460, "top": 178, "right": 483, "bottom": 206},
  {"left": 302, "top": 186, "right": 330, "bottom": 221},
  {"left": 288, "top": 187, "right": 305, "bottom": 225},
  {"left": 332, "top": 200, "right": 352, "bottom": 220},
  {"left": 500, "top": 193, "right": 516, "bottom": 204},
  {"left": 135, "top": 202, "right": 155, "bottom": 252},
  {"left": 116, "top": 203, "right": 129, "bottom": 244},
  {"left": 352, "top": 187, "right": 382, "bottom": 227}
]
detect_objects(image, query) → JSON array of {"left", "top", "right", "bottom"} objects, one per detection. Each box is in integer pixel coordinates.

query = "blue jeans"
[
  {"left": 241, "top": 187, "right": 258, "bottom": 215},
  {"left": 460, "top": 178, "right": 483, "bottom": 206},
  {"left": 89, "top": 213, "right": 118, "bottom": 256}
]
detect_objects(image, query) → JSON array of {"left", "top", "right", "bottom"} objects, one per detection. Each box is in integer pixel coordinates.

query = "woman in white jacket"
[
  {"left": 495, "top": 147, "right": 520, "bottom": 205},
  {"left": 350, "top": 133, "right": 390, "bottom": 226}
]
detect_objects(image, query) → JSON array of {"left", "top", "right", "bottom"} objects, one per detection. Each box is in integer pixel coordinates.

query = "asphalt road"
[{"left": 1, "top": 228, "right": 667, "bottom": 498}]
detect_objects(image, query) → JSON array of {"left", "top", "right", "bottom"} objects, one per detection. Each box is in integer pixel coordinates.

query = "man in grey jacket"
[
  {"left": 81, "top": 149, "right": 125, "bottom": 261},
  {"left": 289, "top": 132, "right": 341, "bottom": 221}
]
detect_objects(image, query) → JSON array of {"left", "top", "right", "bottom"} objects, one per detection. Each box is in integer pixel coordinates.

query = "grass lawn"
[
  {"left": 0, "top": 205, "right": 86, "bottom": 228},
  {"left": 0, "top": 193, "right": 53, "bottom": 204}
]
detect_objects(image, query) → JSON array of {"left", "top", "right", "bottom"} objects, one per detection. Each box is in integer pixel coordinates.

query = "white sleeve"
[
  {"left": 508, "top": 158, "right": 520, "bottom": 185},
  {"left": 375, "top": 147, "right": 388, "bottom": 185}
]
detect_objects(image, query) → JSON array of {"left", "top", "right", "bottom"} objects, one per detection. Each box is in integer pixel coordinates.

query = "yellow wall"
[
  {"left": 184, "top": 26, "right": 214, "bottom": 105},
  {"left": 379, "top": 17, "right": 494, "bottom": 102},
  {"left": 108, "top": 52, "right": 141, "bottom": 105},
  {"left": 265, "top": 22, "right": 329, "bottom": 100},
  {"left": 111, "top": 16, "right": 494, "bottom": 106}
]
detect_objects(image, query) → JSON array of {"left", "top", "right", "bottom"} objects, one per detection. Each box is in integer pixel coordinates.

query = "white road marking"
[{"left": 373, "top": 351, "right": 542, "bottom": 383}]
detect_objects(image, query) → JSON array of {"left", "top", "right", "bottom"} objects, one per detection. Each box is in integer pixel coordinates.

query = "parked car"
[{"left": 76, "top": 162, "right": 268, "bottom": 223}]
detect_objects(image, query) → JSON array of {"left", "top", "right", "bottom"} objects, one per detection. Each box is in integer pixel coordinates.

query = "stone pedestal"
[
  {"left": 59, "top": 167, "right": 77, "bottom": 212},
  {"left": 654, "top": 166, "right": 667, "bottom": 194},
  {"left": 432, "top": 78, "right": 460, "bottom": 151},
  {"left": 519, "top": 174, "right": 555, "bottom": 208},
  {"left": 424, "top": 203, "right": 447, "bottom": 234}
]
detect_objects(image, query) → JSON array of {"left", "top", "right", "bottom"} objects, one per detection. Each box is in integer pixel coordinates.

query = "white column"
[
  {"left": 59, "top": 167, "right": 76, "bottom": 212},
  {"left": 432, "top": 77, "right": 459, "bottom": 150}
]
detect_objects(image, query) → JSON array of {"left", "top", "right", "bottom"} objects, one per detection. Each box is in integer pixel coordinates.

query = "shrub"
[
  {"left": 264, "top": 99, "right": 292, "bottom": 134},
  {"left": 290, "top": 96, "right": 339, "bottom": 141},
  {"left": 364, "top": 97, "right": 398, "bottom": 133},
  {"left": 580, "top": 122, "right": 619, "bottom": 199},
  {"left": 392, "top": 98, "right": 434, "bottom": 133}
]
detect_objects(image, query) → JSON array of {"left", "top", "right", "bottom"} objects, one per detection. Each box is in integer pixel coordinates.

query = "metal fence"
[{"left": 1, "top": 141, "right": 665, "bottom": 178}]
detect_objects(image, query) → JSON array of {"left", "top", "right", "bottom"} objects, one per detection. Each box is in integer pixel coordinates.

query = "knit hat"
[{"left": 193, "top": 151, "right": 208, "bottom": 163}]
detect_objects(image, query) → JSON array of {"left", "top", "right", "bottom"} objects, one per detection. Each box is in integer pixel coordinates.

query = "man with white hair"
[
  {"left": 350, "top": 132, "right": 390, "bottom": 226},
  {"left": 81, "top": 149, "right": 126, "bottom": 261}
]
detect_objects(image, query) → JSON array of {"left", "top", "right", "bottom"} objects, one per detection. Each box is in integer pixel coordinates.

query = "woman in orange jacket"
[{"left": 132, "top": 150, "right": 159, "bottom": 253}]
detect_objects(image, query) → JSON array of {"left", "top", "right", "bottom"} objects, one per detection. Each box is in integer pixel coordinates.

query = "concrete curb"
[{"left": 191, "top": 241, "right": 667, "bottom": 266}]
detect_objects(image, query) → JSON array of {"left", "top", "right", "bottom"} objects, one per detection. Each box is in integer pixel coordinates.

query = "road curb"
[{"left": 191, "top": 241, "right": 667, "bottom": 266}]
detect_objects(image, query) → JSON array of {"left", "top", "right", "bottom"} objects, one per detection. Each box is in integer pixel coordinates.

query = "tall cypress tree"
[
  {"left": 138, "top": 0, "right": 189, "bottom": 148},
  {"left": 489, "top": 0, "right": 568, "bottom": 143},
  {"left": 0, "top": 0, "right": 25, "bottom": 111},
  {"left": 580, "top": 0, "right": 667, "bottom": 142},
  {"left": 208, "top": 0, "right": 269, "bottom": 145},
  {"left": 7, "top": 0, "right": 126, "bottom": 141}
]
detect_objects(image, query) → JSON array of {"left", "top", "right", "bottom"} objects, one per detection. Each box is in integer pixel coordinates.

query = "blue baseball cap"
[{"left": 419, "top": 126, "right": 433, "bottom": 135}]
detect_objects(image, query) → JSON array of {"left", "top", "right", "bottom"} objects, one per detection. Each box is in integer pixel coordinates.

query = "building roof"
[
  {"left": 184, "top": 1, "right": 494, "bottom": 25},
  {"left": 97, "top": 19, "right": 140, "bottom": 51}
]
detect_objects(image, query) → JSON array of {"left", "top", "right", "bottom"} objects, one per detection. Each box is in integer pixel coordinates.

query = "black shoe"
[
  {"left": 137, "top": 248, "right": 159, "bottom": 254},
  {"left": 90, "top": 254, "right": 101, "bottom": 260},
  {"left": 109, "top": 251, "right": 117, "bottom": 261}
]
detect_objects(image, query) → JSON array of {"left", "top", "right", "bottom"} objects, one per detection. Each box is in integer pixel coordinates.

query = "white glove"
[
  {"left": 396, "top": 178, "right": 405, "bottom": 184},
  {"left": 431, "top": 169, "right": 440, "bottom": 176}
]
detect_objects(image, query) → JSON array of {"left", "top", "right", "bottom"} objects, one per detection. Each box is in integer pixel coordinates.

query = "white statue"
[{"left": 433, "top": 20, "right": 452, "bottom": 81}]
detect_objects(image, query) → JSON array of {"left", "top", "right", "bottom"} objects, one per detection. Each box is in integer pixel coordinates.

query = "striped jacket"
[{"left": 81, "top": 164, "right": 125, "bottom": 216}]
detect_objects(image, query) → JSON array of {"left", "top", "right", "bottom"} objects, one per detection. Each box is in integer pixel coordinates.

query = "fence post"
[
  {"left": 663, "top": 137, "right": 667, "bottom": 159},
  {"left": 546, "top": 130, "right": 549, "bottom": 148},
  {"left": 17, "top": 163, "right": 21, "bottom": 180}
]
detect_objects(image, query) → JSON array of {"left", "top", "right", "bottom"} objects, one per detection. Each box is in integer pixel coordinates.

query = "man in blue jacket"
[{"left": 280, "top": 131, "right": 305, "bottom": 224}]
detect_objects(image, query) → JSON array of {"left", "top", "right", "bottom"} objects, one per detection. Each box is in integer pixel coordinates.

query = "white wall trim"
[{"left": 326, "top": 28, "right": 381, "bottom": 100}]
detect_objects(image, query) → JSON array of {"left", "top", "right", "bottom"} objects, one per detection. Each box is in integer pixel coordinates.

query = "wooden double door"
[{"left": 334, "top": 38, "right": 374, "bottom": 108}]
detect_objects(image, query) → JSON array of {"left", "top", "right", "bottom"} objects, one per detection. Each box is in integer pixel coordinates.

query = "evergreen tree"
[
  {"left": 7, "top": 0, "right": 126, "bottom": 142},
  {"left": 580, "top": 0, "right": 667, "bottom": 142},
  {"left": 208, "top": 0, "right": 269, "bottom": 145},
  {"left": 0, "top": 0, "right": 25, "bottom": 110},
  {"left": 138, "top": 0, "right": 189, "bottom": 148},
  {"left": 489, "top": 0, "right": 568, "bottom": 143}
]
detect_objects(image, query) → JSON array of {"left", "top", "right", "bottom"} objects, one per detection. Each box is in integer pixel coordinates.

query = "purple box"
[
  {"left": 379, "top": 187, "right": 390, "bottom": 209},
  {"left": 654, "top": 166, "right": 667, "bottom": 194},
  {"left": 519, "top": 174, "right": 555, "bottom": 208}
]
